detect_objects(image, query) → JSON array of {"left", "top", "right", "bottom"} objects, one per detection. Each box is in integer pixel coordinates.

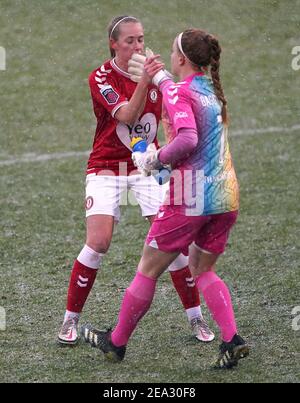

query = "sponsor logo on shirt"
[
  {"left": 174, "top": 111, "right": 188, "bottom": 123},
  {"left": 204, "top": 171, "right": 234, "bottom": 184},
  {"left": 116, "top": 113, "right": 157, "bottom": 150},
  {"left": 100, "top": 85, "right": 119, "bottom": 105}
]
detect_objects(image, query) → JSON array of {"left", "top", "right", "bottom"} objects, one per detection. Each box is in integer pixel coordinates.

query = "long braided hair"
[{"left": 179, "top": 29, "right": 228, "bottom": 126}]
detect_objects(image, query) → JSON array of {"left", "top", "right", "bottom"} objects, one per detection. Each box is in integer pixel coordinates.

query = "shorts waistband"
[{"left": 86, "top": 167, "right": 138, "bottom": 176}]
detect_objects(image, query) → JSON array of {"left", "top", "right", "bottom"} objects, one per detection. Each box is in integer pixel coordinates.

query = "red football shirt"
[{"left": 87, "top": 59, "right": 162, "bottom": 175}]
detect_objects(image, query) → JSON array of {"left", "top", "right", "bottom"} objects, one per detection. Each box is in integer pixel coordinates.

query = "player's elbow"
[
  {"left": 181, "top": 143, "right": 198, "bottom": 160},
  {"left": 188, "top": 135, "right": 199, "bottom": 152},
  {"left": 114, "top": 107, "right": 136, "bottom": 126},
  {"left": 180, "top": 128, "right": 199, "bottom": 154}
]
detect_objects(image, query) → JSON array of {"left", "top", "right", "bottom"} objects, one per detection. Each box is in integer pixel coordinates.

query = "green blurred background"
[{"left": 0, "top": 0, "right": 299, "bottom": 383}]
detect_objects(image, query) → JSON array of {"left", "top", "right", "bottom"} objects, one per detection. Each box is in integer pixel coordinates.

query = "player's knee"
[
  {"left": 188, "top": 258, "right": 213, "bottom": 277},
  {"left": 86, "top": 238, "right": 111, "bottom": 254},
  {"left": 168, "top": 254, "right": 188, "bottom": 272},
  {"left": 188, "top": 260, "right": 197, "bottom": 273}
]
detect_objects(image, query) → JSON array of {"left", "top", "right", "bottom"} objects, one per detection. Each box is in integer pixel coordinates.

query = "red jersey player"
[
  {"left": 81, "top": 29, "right": 249, "bottom": 369},
  {"left": 57, "top": 16, "right": 214, "bottom": 346}
]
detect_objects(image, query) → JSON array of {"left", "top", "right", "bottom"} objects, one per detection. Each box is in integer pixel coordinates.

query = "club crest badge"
[
  {"left": 85, "top": 196, "right": 94, "bottom": 210},
  {"left": 149, "top": 89, "right": 158, "bottom": 103}
]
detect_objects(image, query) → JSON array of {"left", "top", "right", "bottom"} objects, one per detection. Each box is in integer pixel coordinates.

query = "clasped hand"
[{"left": 132, "top": 144, "right": 162, "bottom": 176}]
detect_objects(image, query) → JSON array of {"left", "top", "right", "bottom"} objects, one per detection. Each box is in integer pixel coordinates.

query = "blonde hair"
[{"left": 107, "top": 15, "right": 140, "bottom": 57}]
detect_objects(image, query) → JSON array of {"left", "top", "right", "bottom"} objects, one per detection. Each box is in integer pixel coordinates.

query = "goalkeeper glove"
[
  {"left": 128, "top": 48, "right": 172, "bottom": 86},
  {"left": 132, "top": 143, "right": 162, "bottom": 175},
  {"left": 128, "top": 48, "right": 153, "bottom": 83}
]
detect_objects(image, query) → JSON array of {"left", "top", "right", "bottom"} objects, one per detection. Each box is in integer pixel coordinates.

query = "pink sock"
[
  {"left": 111, "top": 271, "right": 157, "bottom": 347},
  {"left": 196, "top": 271, "right": 237, "bottom": 342}
]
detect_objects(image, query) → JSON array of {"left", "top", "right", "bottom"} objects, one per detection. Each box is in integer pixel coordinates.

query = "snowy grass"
[
  {"left": 1, "top": 131, "right": 299, "bottom": 383},
  {"left": 0, "top": 0, "right": 300, "bottom": 383}
]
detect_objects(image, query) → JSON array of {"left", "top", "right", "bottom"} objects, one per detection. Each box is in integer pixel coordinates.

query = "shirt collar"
[{"left": 110, "top": 58, "right": 131, "bottom": 79}]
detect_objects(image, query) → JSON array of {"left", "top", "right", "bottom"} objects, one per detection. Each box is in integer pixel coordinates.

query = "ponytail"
[
  {"left": 209, "top": 36, "right": 229, "bottom": 126},
  {"left": 179, "top": 29, "right": 229, "bottom": 126}
]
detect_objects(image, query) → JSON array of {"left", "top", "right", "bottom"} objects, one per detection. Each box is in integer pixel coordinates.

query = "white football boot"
[
  {"left": 190, "top": 317, "right": 215, "bottom": 342},
  {"left": 57, "top": 317, "right": 79, "bottom": 346}
]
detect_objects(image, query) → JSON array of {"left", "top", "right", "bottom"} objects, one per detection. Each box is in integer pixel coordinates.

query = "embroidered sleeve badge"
[{"left": 100, "top": 85, "right": 120, "bottom": 105}]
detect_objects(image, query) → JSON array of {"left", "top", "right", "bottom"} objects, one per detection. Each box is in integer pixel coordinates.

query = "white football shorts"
[{"left": 85, "top": 173, "right": 169, "bottom": 222}]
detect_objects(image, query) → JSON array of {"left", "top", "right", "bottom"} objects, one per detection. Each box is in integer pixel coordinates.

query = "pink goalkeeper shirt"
[{"left": 158, "top": 73, "right": 239, "bottom": 216}]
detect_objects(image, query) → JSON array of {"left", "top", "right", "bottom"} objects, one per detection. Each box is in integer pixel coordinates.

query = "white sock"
[
  {"left": 64, "top": 310, "right": 80, "bottom": 322},
  {"left": 77, "top": 244, "right": 103, "bottom": 269},
  {"left": 186, "top": 306, "right": 203, "bottom": 322}
]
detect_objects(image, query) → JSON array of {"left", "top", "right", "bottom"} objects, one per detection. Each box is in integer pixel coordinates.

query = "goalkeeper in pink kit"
[
  {"left": 57, "top": 16, "right": 214, "bottom": 346},
  {"left": 82, "top": 28, "right": 249, "bottom": 369}
]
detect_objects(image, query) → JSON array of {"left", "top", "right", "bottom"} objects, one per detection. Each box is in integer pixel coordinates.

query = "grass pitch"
[{"left": 0, "top": 0, "right": 299, "bottom": 383}]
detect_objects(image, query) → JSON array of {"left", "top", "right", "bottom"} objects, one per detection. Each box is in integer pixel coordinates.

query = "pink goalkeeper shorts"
[{"left": 146, "top": 206, "right": 238, "bottom": 256}]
